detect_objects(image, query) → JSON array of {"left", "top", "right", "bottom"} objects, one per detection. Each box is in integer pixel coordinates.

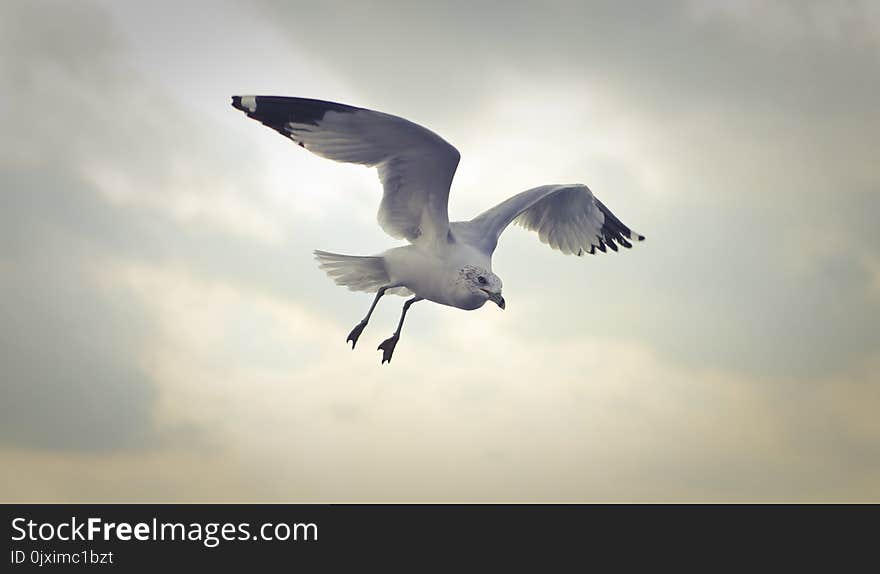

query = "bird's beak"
[{"left": 488, "top": 292, "right": 505, "bottom": 310}]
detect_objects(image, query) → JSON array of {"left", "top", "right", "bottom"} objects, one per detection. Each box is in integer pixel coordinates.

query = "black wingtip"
[{"left": 231, "top": 95, "right": 243, "bottom": 111}]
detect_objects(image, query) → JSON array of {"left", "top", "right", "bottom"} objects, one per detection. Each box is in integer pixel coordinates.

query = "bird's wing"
[
  {"left": 455, "top": 184, "right": 644, "bottom": 256},
  {"left": 232, "top": 95, "right": 460, "bottom": 246}
]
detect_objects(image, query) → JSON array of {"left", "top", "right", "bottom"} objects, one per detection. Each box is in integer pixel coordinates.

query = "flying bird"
[{"left": 231, "top": 96, "right": 644, "bottom": 364}]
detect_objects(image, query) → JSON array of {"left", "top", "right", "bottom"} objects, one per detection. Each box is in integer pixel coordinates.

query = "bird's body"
[
  {"left": 232, "top": 95, "right": 644, "bottom": 362},
  {"left": 383, "top": 242, "right": 493, "bottom": 310}
]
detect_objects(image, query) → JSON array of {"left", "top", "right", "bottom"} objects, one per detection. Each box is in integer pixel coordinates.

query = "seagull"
[{"left": 231, "top": 95, "right": 645, "bottom": 364}]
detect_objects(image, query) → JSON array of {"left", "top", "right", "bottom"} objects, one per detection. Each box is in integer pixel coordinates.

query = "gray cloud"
[
  {"left": 249, "top": 0, "right": 880, "bottom": 376},
  {"left": 0, "top": 172, "right": 159, "bottom": 451},
  {"left": 0, "top": 2, "right": 157, "bottom": 451}
]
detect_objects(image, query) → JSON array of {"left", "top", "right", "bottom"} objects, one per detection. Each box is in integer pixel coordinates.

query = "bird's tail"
[{"left": 313, "top": 250, "right": 394, "bottom": 293}]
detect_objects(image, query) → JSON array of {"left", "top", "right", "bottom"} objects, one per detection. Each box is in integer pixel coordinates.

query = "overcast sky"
[{"left": 2, "top": 0, "right": 879, "bottom": 501}]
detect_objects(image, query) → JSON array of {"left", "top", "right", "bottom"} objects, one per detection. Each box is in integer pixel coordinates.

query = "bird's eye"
[{"left": 477, "top": 276, "right": 487, "bottom": 285}]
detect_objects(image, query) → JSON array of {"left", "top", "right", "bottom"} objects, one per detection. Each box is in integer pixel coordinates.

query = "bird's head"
[{"left": 460, "top": 265, "right": 505, "bottom": 309}]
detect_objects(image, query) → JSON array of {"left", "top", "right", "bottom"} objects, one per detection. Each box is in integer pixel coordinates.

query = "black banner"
[{"left": 2, "top": 504, "right": 874, "bottom": 570}]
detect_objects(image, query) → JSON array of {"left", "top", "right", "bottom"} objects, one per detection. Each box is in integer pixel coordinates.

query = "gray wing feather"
[
  {"left": 232, "top": 96, "right": 460, "bottom": 247},
  {"left": 456, "top": 184, "right": 644, "bottom": 256}
]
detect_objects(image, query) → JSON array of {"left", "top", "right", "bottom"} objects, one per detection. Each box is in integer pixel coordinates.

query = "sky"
[{"left": 1, "top": 0, "right": 879, "bottom": 502}]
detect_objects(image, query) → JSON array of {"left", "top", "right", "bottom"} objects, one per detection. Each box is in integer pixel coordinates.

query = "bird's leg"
[
  {"left": 347, "top": 286, "right": 388, "bottom": 349},
  {"left": 378, "top": 296, "right": 422, "bottom": 364}
]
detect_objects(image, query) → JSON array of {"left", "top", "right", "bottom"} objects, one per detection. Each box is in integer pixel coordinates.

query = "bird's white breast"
[{"left": 382, "top": 243, "right": 490, "bottom": 309}]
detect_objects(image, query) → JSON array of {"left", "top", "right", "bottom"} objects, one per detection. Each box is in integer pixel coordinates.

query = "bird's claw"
[
  {"left": 346, "top": 320, "right": 368, "bottom": 349},
  {"left": 377, "top": 335, "right": 399, "bottom": 364}
]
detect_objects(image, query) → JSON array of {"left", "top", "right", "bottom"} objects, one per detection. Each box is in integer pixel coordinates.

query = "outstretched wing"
[
  {"left": 455, "top": 184, "right": 645, "bottom": 256},
  {"left": 232, "top": 95, "right": 460, "bottom": 246}
]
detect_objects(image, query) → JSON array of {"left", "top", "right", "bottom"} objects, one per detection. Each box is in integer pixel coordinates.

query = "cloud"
[
  {"left": 1, "top": 447, "right": 266, "bottom": 502},
  {"left": 0, "top": 168, "right": 162, "bottom": 452},
  {"left": 6, "top": 260, "right": 880, "bottom": 500},
  {"left": 244, "top": 0, "right": 880, "bottom": 379}
]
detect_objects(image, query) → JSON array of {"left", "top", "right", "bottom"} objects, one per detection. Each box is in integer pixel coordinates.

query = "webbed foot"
[
  {"left": 377, "top": 335, "right": 400, "bottom": 364},
  {"left": 346, "top": 320, "right": 368, "bottom": 349}
]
